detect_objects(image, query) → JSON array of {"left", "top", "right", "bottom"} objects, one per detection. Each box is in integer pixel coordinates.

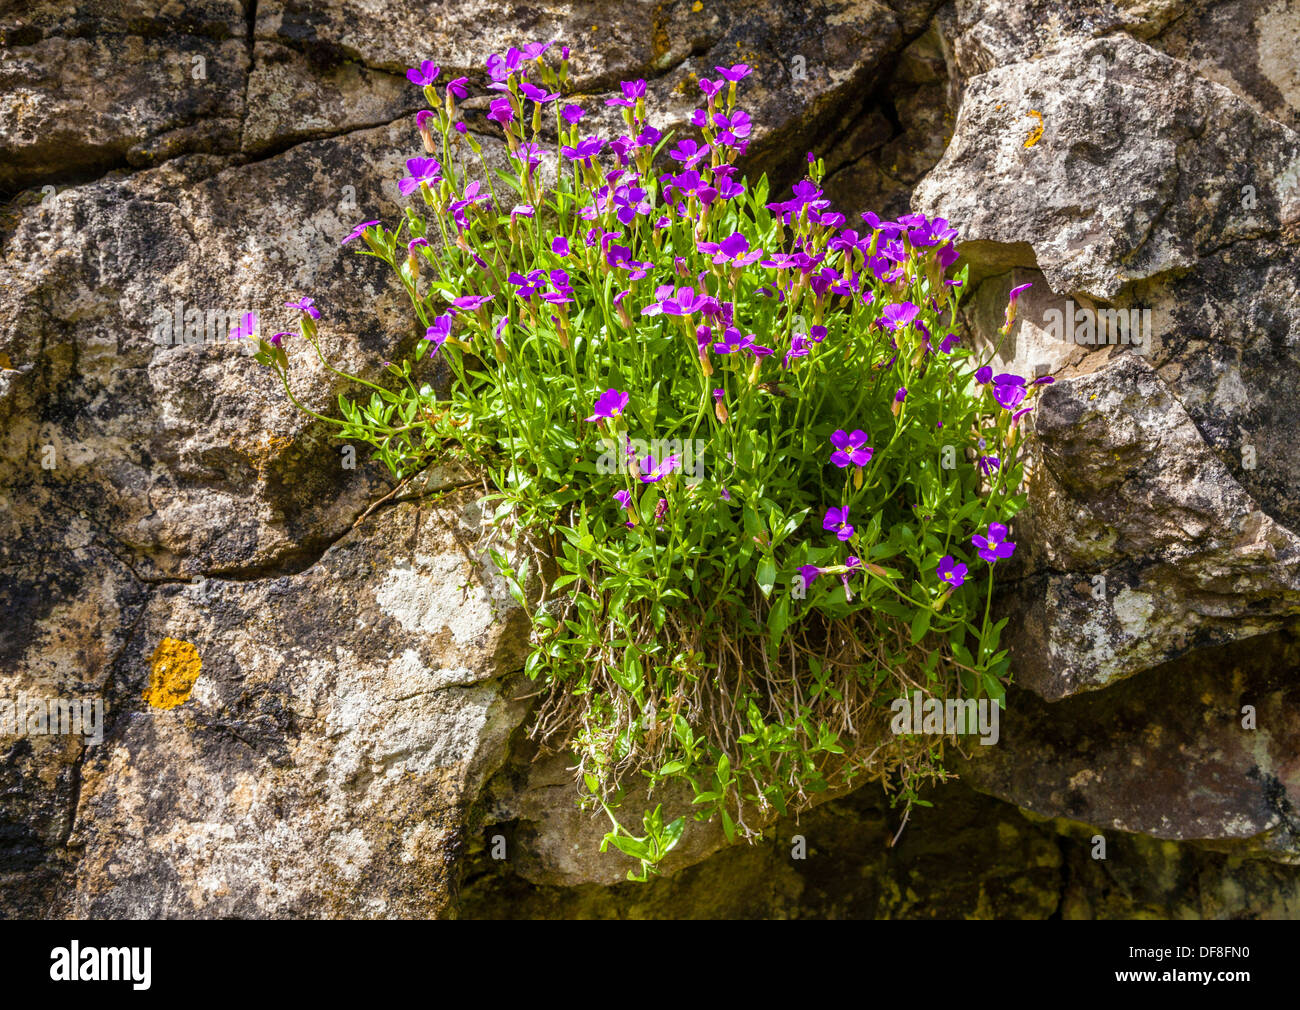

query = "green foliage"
[{"left": 255, "top": 48, "right": 1047, "bottom": 878}]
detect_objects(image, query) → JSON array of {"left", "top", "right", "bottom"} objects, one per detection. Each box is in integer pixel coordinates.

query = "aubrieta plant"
[{"left": 235, "top": 42, "right": 1051, "bottom": 881}]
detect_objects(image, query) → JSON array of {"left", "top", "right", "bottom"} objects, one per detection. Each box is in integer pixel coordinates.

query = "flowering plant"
[{"left": 241, "top": 43, "right": 1050, "bottom": 880}]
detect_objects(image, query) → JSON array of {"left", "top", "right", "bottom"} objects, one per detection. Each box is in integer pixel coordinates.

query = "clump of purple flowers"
[{"left": 255, "top": 40, "right": 1053, "bottom": 876}]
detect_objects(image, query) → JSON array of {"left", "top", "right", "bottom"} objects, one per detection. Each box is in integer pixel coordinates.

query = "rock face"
[
  {"left": 63, "top": 491, "right": 530, "bottom": 918},
  {"left": 3, "top": 0, "right": 1300, "bottom": 918},
  {"left": 910, "top": 3, "right": 1300, "bottom": 872}
]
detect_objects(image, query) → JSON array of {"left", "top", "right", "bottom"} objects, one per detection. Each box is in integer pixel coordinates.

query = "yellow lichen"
[
  {"left": 1024, "top": 109, "right": 1044, "bottom": 148},
  {"left": 144, "top": 637, "right": 202, "bottom": 709}
]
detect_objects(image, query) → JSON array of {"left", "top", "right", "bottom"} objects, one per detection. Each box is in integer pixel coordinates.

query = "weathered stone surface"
[
  {"left": 913, "top": 34, "right": 1300, "bottom": 301},
  {"left": 0, "top": 120, "right": 424, "bottom": 581},
  {"left": 957, "top": 631, "right": 1300, "bottom": 860},
  {"left": 823, "top": 24, "right": 954, "bottom": 218},
  {"left": 1005, "top": 354, "right": 1300, "bottom": 698},
  {"left": 0, "top": 2, "right": 249, "bottom": 195},
  {"left": 902, "top": 7, "right": 1300, "bottom": 870},
  {"left": 911, "top": 31, "right": 1300, "bottom": 702},
  {"left": 58, "top": 491, "right": 529, "bottom": 918},
  {"left": 934, "top": 0, "right": 1188, "bottom": 84},
  {"left": 1150, "top": 0, "right": 1300, "bottom": 134}
]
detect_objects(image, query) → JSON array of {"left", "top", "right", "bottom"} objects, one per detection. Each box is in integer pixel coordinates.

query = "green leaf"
[{"left": 909, "top": 606, "right": 932, "bottom": 644}]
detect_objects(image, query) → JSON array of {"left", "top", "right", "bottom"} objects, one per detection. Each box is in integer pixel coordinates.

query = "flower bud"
[{"left": 417, "top": 112, "right": 437, "bottom": 154}]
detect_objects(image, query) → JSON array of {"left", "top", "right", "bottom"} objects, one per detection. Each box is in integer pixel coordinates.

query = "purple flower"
[
  {"left": 487, "top": 98, "right": 516, "bottom": 125},
  {"left": 452, "top": 294, "right": 493, "bottom": 312},
  {"left": 406, "top": 60, "right": 439, "bottom": 87},
  {"left": 669, "top": 138, "right": 710, "bottom": 168},
  {"left": 486, "top": 48, "right": 524, "bottom": 83},
  {"left": 698, "top": 78, "right": 726, "bottom": 100},
  {"left": 638, "top": 453, "right": 680, "bottom": 484},
  {"left": 561, "top": 135, "right": 605, "bottom": 163},
  {"left": 446, "top": 76, "right": 469, "bottom": 100},
  {"left": 830, "top": 429, "right": 872, "bottom": 468},
  {"left": 399, "top": 156, "right": 441, "bottom": 195},
  {"left": 698, "top": 232, "right": 762, "bottom": 266},
  {"left": 713, "top": 326, "right": 772, "bottom": 357},
  {"left": 641, "top": 284, "right": 712, "bottom": 318},
  {"left": 586, "top": 388, "right": 629, "bottom": 423},
  {"left": 1008, "top": 282, "right": 1033, "bottom": 304},
  {"left": 520, "top": 82, "right": 559, "bottom": 104},
  {"left": 227, "top": 311, "right": 257, "bottom": 341},
  {"left": 268, "top": 331, "right": 292, "bottom": 348},
  {"left": 991, "top": 374, "right": 1027, "bottom": 410},
  {"left": 561, "top": 104, "right": 584, "bottom": 124},
  {"left": 714, "top": 109, "right": 752, "bottom": 146},
  {"left": 939, "top": 333, "right": 959, "bottom": 353},
  {"left": 515, "top": 141, "right": 544, "bottom": 171},
  {"left": 551, "top": 236, "right": 570, "bottom": 257},
  {"left": 341, "top": 219, "right": 380, "bottom": 245},
  {"left": 823, "top": 506, "right": 854, "bottom": 542},
  {"left": 972, "top": 522, "right": 1016, "bottom": 563},
  {"left": 880, "top": 301, "right": 919, "bottom": 330},
  {"left": 978, "top": 454, "right": 1000, "bottom": 476},
  {"left": 895, "top": 387, "right": 907, "bottom": 403},
  {"left": 783, "top": 333, "right": 810, "bottom": 368},
  {"left": 717, "top": 175, "right": 746, "bottom": 201},
  {"left": 425, "top": 314, "right": 453, "bottom": 357},
  {"left": 798, "top": 565, "right": 821, "bottom": 591},
  {"left": 937, "top": 555, "right": 968, "bottom": 588},
  {"left": 715, "top": 64, "right": 751, "bottom": 83},
  {"left": 606, "top": 79, "right": 647, "bottom": 108},
  {"left": 449, "top": 181, "right": 489, "bottom": 229},
  {"left": 284, "top": 296, "right": 319, "bottom": 320},
  {"left": 612, "top": 184, "right": 651, "bottom": 226},
  {"left": 635, "top": 125, "right": 662, "bottom": 149},
  {"left": 614, "top": 489, "right": 633, "bottom": 510},
  {"left": 975, "top": 365, "right": 993, "bottom": 384}
]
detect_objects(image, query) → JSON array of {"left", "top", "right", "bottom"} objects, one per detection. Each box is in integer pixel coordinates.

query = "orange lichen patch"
[
  {"left": 1024, "top": 109, "right": 1044, "bottom": 148},
  {"left": 691, "top": 1, "right": 703, "bottom": 10},
  {"left": 242, "top": 432, "right": 295, "bottom": 480},
  {"left": 0, "top": 352, "right": 13, "bottom": 370},
  {"left": 144, "top": 637, "right": 202, "bottom": 709}
]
